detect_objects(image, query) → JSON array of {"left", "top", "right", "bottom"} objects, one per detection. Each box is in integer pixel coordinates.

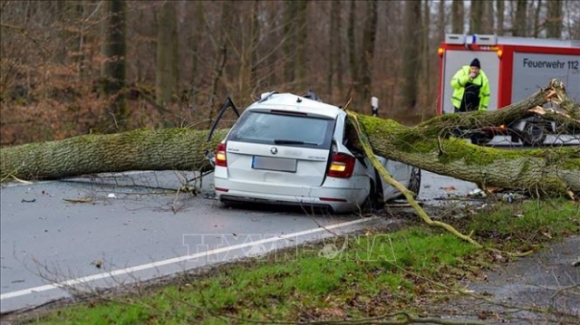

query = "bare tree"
[
  {"left": 356, "top": 0, "right": 378, "bottom": 113},
  {"left": 422, "top": 0, "right": 432, "bottom": 112},
  {"left": 451, "top": 0, "right": 464, "bottom": 34},
  {"left": 496, "top": 0, "right": 505, "bottom": 35},
  {"left": 401, "top": 0, "right": 421, "bottom": 111},
  {"left": 514, "top": 0, "right": 528, "bottom": 36},
  {"left": 482, "top": 0, "right": 495, "bottom": 33},
  {"left": 101, "top": 0, "right": 128, "bottom": 130},
  {"left": 437, "top": 0, "right": 446, "bottom": 42},
  {"left": 283, "top": 1, "right": 297, "bottom": 82},
  {"left": 326, "top": 0, "right": 341, "bottom": 98},
  {"left": 155, "top": 1, "right": 178, "bottom": 107},
  {"left": 189, "top": 1, "right": 204, "bottom": 101},
  {"left": 533, "top": 0, "right": 543, "bottom": 38},
  {"left": 249, "top": 0, "right": 260, "bottom": 94},
  {"left": 546, "top": 0, "right": 563, "bottom": 38},
  {"left": 347, "top": 0, "right": 358, "bottom": 101},
  {"left": 469, "top": 0, "right": 484, "bottom": 34},
  {"left": 295, "top": 0, "right": 308, "bottom": 90}
]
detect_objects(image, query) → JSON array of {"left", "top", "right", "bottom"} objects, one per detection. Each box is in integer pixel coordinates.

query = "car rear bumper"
[
  {"left": 218, "top": 194, "right": 336, "bottom": 212},
  {"left": 214, "top": 178, "right": 369, "bottom": 213}
]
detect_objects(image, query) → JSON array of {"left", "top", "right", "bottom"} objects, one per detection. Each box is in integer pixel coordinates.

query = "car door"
[{"left": 378, "top": 158, "right": 412, "bottom": 199}]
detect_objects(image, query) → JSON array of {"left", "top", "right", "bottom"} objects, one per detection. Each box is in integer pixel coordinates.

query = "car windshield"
[{"left": 227, "top": 111, "right": 335, "bottom": 149}]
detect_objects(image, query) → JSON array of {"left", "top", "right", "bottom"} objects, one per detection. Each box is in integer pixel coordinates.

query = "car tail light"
[
  {"left": 215, "top": 143, "right": 227, "bottom": 167},
  {"left": 327, "top": 153, "right": 355, "bottom": 178}
]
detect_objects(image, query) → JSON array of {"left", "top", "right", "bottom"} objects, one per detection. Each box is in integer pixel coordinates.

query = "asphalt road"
[{"left": 0, "top": 170, "right": 479, "bottom": 314}]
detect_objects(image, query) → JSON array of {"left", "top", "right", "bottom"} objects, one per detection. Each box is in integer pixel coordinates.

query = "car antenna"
[{"left": 297, "top": 97, "right": 302, "bottom": 103}]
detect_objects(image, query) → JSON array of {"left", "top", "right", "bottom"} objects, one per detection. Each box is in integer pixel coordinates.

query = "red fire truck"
[{"left": 437, "top": 34, "right": 580, "bottom": 145}]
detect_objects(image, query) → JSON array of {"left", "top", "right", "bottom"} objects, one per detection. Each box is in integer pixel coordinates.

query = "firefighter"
[{"left": 450, "top": 58, "right": 490, "bottom": 112}]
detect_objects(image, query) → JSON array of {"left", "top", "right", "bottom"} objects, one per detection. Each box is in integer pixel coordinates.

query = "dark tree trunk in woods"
[
  {"left": 437, "top": 0, "right": 445, "bottom": 48},
  {"left": 514, "top": 0, "right": 527, "bottom": 36},
  {"left": 2, "top": 81, "right": 579, "bottom": 198},
  {"left": 283, "top": 1, "right": 297, "bottom": 82},
  {"left": 401, "top": 0, "right": 420, "bottom": 111},
  {"left": 482, "top": 0, "right": 494, "bottom": 34},
  {"left": 249, "top": 0, "right": 260, "bottom": 93},
  {"left": 155, "top": 1, "right": 179, "bottom": 107},
  {"left": 451, "top": 0, "right": 464, "bottom": 34},
  {"left": 347, "top": 0, "right": 358, "bottom": 103},
  {"left": 469, "top": 0, "right": 483, "bottom": 34},
  {"left": 101, "top": 0, "right": 128, "bottom": 130},
  {"left": 190, "top": 1, "right": 204, "bottom": 99},
  {"left": 327, "top": 0, "right": 341, "bottom": 98},
  {"left": 295, "top": 0, "right": 308, "bottom": 90},
  {"left": 496, "top": 0, "right": 505, "bottom": 35},
  {"left": 357, "top": 0, "right": 378, "bottom": 114},
  {"left": 546, "top": 0, "right": 563, "bottom": 39}
]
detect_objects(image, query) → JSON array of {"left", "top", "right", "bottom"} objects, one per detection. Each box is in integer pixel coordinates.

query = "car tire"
[
  {"left": 407, "top": 167, "right": 421, "bottom": 198},
  {"left": 521, "top": 123, "right": 546, "bottom": 146},
  {"left": 362, "top": 179, "right": 384, "bottom": 212}
]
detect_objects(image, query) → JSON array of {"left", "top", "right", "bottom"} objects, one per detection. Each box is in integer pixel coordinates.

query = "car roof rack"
[
  {"left": 258, "top": 91, "right": 278, "bottom": 103},
  {"left": 303, "top": 90, "right": 322, "bottom": 102}
]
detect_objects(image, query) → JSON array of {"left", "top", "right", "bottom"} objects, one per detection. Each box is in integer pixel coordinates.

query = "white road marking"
[{"left": 0, "top": 217, "right": 377, "bottom": 300}]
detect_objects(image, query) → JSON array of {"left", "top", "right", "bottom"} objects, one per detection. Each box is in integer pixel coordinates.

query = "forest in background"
[{"left": 1, "top": 0, "right": 578, "bottom": 146}]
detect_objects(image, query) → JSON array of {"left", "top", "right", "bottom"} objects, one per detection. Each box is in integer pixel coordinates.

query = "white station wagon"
[{"left": 210, "top": 92, "right": 421, "bottom": 213}]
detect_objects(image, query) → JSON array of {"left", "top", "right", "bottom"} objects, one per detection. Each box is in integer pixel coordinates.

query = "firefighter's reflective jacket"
[{"left": 450, "top": 66, "right": 490, "bottom": 111}]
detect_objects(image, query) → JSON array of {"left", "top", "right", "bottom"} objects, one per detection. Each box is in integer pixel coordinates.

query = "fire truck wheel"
[{"left": 521, "top": 123, "right": 546, "bottom": 146}]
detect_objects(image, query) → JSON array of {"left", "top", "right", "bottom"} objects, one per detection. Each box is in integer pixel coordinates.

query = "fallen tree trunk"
[
  {"left": 347, "top": 80, "right": 579, "bottom": 197},
  {"left": 1, "top": 129, "right": 228, "bottom": 181},
  {"left": 1, "top": 81, "right": 579, "bottom": 197}
]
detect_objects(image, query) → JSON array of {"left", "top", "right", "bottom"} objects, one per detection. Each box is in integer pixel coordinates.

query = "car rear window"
[{"left": 227, "top": 111, "right": 335, "bottom": 149}]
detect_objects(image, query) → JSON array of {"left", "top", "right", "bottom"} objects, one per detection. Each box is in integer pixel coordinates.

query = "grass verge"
[{"left": 13, "top": 199, "right": 580, "bottom": 324}]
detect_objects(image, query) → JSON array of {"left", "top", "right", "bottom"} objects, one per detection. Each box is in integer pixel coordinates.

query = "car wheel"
[
  {"left": 407, "top": 167, "right": 421, "bottom": 198},
  {"left": 521, "top": 123, "right": 546, "bottom": 146},
  {"left": 362, "top": 179, "right": 384, "bottom": 212}
]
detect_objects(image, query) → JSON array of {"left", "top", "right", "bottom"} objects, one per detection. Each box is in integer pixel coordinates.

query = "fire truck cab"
[{"left": 437, "top": 34, "right": 580, "bottom": 145}]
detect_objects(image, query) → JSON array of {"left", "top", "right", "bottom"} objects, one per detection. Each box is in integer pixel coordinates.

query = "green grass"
[
  {"left": 23, "top": 199, "right": 580, "bottom": 324},
  {"left": 467, "top": 198, "right": 580, "bottom": 249}
]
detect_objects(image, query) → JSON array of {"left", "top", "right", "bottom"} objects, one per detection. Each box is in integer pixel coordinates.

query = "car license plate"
[{"left": 252, "top": 156, "right": 296, "bottom": 172}]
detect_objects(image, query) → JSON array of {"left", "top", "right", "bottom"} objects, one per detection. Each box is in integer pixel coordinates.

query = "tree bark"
[
  {"left": 482, "top": 0, "right": 494, "bottom": 34},
  {"left": 469, "top": 0, "right": 483, "bottom": 34},
  {"left": 249, "top": 0, "right": 260, "bottom": 94},
  {"left": 437, "top": 0, "right": 445, "bottom": 45},
  {"left": 155, "top": 1, "right": 178, "bottom": 107},
  {"left": 347, "top": 0, "right": 358, "bottom": 104},
  {"left": 283, "top": 1, "right": 297, "bottom": 82},
  {"left": 401, "top": 0, "right": 420, "bottom": 111},
  {"left": 100, "top": 0, "right": 128, "bottom": 130},
  {"left": 358, "top": 0, "right": 378, "bottom": 114},
  {"left": 2, "top": 81, "right": 579, "bottom": 197},
  {"left": 451, "top": 0, "right": 464, "bottom": 34},
  {"left": 496, "top": 0, "right": 505, "bottom": 35},
  {"left": 1, "top": 129, "right": 228, "bottom": 181},
  {"left": 514, "top": 0, "right": 527, "bottom": 36},
  {"left": 326, "top": 0, "right": 340, "bottom": 98},
  {"left": 546, "top": 0, "right": 562, "bottom": 38},
  {"left": 533, "top": 0, "right": 542, "bottom": 38},
  {"left": 295, "top": 0, "right": 308, "bottom": 90}
]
